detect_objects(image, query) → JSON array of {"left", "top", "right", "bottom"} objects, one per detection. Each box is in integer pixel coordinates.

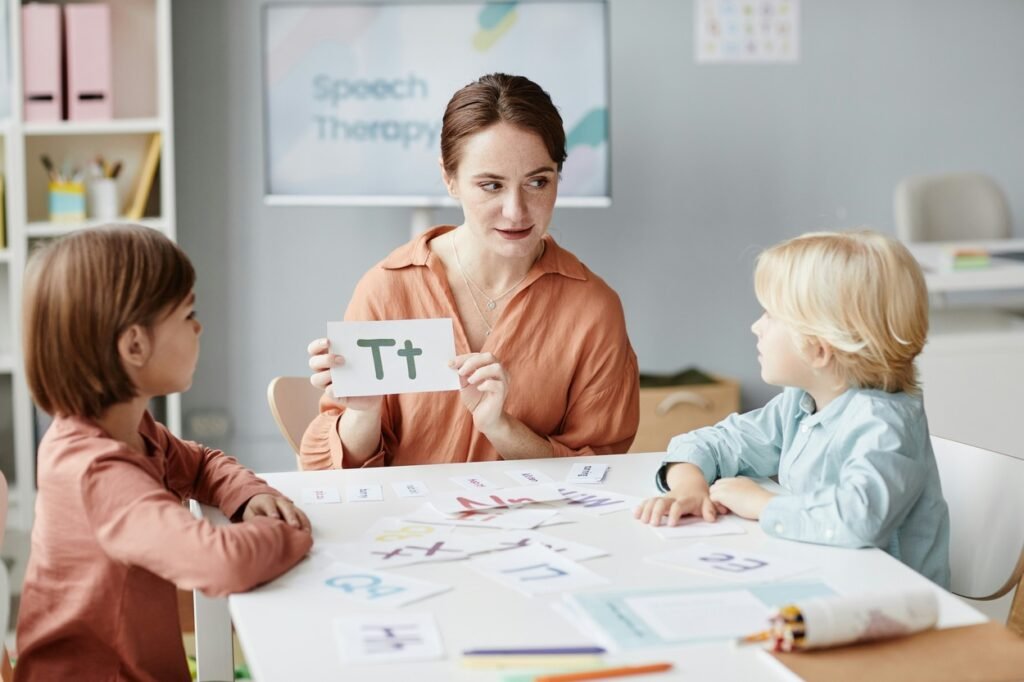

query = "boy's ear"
[
  {"left": 439, "top": 158, "right": 458, "bottom": 199},
  {"left": 806, "top": 337, "right": 834, "bottom": 370},
  {"left": 117, "top": 324, "right": 152, "bottom": 370}
]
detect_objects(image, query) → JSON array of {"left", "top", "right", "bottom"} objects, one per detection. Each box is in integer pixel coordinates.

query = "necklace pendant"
[
  {"left": 485, "top": 329, "right": 491, "bottom": 336},
  {"left": 486, "top": 300, "right": 497, "bottom": 311}
]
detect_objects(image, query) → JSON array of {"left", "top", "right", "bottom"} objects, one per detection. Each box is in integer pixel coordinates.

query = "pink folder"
[
  {"left": 22, "top": 3, "right": 63, "bottom": 122},
  {"left": 64, "top": 3, "right": 114, "bottom": 121}
]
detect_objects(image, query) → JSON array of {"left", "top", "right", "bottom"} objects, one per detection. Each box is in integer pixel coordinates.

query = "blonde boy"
[{"left": 636, "top": 230, "right": 950, "bottom": 587}]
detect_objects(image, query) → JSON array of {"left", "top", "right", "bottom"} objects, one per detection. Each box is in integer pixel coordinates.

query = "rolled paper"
[{"left": 768, "top": 589, "right": 938, "bottom": 651}]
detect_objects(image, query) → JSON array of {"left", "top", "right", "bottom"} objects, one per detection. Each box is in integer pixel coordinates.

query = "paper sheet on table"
[
  {"left": 487, "top": 529, "right": 609, "bottom": 562},
  {"left": 646, "top": 542, "right": 815, "bottom": 582},
  {"left": 321, "top": 561, "right": 451, "bottom": 607},
  {"left": 320, "top": 535, "right": 494, "bottom": 569},
  {"left": 469, "top": 544, "right": 608, "bottom": 596},
  {"left": 650, "top": 516, "right": 747, "bottom": 539},
  {"left": 556, "top": 486, "right": 642, "bottom": 516},
  {"left": 362, "top": 517, "right": 453, "bottom": 544},
  {"left": 405, "top": 503, "right": 560, "bottom": 530},
  {"left": 334, "top": 612, "right": 444, "bottom": 664},
  {"left": 328, "top": 319, "right": 460, "bottom": 397},
  {"left": 429, "top": 485, "right": 565, "bottom": 514},
  {"left": 624, "top": 590, "right": 771, "bottom": 641}
]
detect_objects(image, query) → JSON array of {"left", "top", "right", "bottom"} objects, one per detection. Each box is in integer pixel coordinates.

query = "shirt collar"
[
  {"left": 381, "top": 225, "right": 588, "bottom": 282},
  {"left": 799, "top": 388, "right": 856, "bottom": 428}
]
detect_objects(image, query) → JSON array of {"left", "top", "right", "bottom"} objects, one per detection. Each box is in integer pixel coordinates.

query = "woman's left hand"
[
  {"left": 451, "top": 352, "right": 509, "bottom": 434},
  {"left": 708, "top": 477, "right": 777, "bottom": 520}
]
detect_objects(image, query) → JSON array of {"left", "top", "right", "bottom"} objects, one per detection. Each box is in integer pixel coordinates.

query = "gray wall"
[{"left": 173, "top": 0, "right": 1024, "bottom": 473}]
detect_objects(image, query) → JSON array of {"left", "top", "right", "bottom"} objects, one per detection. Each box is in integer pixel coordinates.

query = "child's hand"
[
  {"left": 708, "top": 477, "right": 777, "bottom": 520},
  {"left": 634, "top": 492, "right": 723, "bottom": 526},
  {"left": 242, "top": 494, "right": 312, "bottom": 532}
]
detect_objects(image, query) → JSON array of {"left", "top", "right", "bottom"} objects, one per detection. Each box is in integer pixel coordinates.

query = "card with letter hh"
[
  {"left": 334, "top": 613, "right": 444, "bottom": 664},
  {"left": 328, "top": 319, "right": 460, "bottom": 397}
]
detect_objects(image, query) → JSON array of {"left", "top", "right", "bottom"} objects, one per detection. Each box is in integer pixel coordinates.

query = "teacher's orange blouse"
[{"left": 300, "top": 226, "right": 639, "bottom": 469}]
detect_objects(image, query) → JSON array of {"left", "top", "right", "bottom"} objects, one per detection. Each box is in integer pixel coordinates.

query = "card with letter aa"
[
  {"left": 321, "top": 561, "right": 452, "bottom": 607},
  {"left": 567, "top": 462, "right": 608, "bottom": 484},
  {"left": 362, "top": 517, "right": 452, "bottom": 544},
  {"left": 646, "top": 542, "right": 815, "bottom": 582},
  {"left": 334, "top": 612, "right": 444, "bottom": 664},
  {"left": 328, "top": 319, "right": 460, "bottom": 397},
  {"left": 469, "top": 544, "right": 608, "bottom": 596}
]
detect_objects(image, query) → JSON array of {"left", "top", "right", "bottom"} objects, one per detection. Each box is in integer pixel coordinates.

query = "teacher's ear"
[{"left": 439, "top": 157, "right": 458, "bottom": 199}]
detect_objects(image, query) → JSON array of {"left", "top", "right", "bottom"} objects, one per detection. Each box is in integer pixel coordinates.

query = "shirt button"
[
  {"left": 825, "top": 528, "right": 834, "bottom": 539},
  {"left": 800, "top": 424, "right": 809, "bottom": 433},
  {"left": 774, "top": 523, "right": 785, "bottom": 534}
]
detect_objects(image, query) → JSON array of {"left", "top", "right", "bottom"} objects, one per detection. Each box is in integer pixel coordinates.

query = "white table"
[
  {"left": 908, "top": 238, "right": 1024, "bottom": 293},
  {"left": 206, "top": 453, "right": 984, "bottom": 682}
]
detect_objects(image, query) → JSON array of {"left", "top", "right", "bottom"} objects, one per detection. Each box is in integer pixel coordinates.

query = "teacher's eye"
[
  {"left": 528, "top": 177, "right": 549, "bottom": 189},
  {"left": 479, "top": 182, "right": 502, "bottom": 192},
  {"left": 187, "top": 310, "right": 198, "bottom": 320}
]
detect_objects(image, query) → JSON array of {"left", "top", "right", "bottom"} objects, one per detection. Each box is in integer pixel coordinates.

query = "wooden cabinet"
[{"left": 629, "top": 377, "right": 741, "bottom": 453}]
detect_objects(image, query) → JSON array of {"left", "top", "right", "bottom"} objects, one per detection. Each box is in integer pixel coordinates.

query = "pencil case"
[{"left": 757, "top": 589, "right": 938, "bottom": 652}]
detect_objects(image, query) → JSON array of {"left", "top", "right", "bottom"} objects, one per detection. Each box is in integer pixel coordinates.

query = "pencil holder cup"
[
  {"left": 48, "top": 181, "right": 87, "bottom": 223},
  {"left": 87, "top": 178, "right": 119, "bottom": 220}
]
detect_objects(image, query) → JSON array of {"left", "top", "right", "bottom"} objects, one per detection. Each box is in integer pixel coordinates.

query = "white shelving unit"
[{"left": 1, "top": 0, "right": 179, "bottom": 532}]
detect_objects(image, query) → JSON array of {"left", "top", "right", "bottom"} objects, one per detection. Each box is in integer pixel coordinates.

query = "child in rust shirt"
[{"left": 15, "top": 226, "right": 313, "bottom": 681}]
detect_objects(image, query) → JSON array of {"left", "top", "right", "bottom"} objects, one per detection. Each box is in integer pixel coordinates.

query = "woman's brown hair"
[
  {"left": 440, "top": 73, "right": 567, "bottom": 177},
  {"left": 23, "top": 225, "right": 195, "bottom": 418}
]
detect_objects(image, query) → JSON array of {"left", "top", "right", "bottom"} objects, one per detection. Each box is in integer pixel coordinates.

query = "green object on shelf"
[{"left": 638, "top": 367, "right": 716, "bottom": 388}]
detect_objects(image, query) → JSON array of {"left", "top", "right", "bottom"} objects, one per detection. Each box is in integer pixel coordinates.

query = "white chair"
[
  {"left": 932, "top": 435, "right": 1024, "bottom": 628},
  {"left": 894, "top": 173, "right": 1011, "bottom": 243},
  {"left": 266, "top": 376, "right": 323, "bottom": 464}
]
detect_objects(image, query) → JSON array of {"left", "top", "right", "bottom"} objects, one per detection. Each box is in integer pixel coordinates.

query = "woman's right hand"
[{"left": 307, "top": 338, "right": 383, "bottom": 412}]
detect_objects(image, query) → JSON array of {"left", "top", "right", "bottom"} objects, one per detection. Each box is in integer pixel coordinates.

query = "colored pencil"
[
  {"left": 534, "top": 662, "right": 674, "bottom": 682},
  {"left": 464, "top": 647, "right": 607, "bottom": 656}
]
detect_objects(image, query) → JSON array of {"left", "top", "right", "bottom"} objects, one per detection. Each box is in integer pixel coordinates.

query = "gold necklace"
[{"left": 452, "top": 232, "right": 544, "bottom": 336}]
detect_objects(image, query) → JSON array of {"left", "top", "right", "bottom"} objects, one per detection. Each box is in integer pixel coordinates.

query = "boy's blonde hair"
[
  {"left": 754, "top": 229, "right": 928, "bottom": 394},
  {"left": 23, "top": 225, "right": 195, "bottom": 419}
]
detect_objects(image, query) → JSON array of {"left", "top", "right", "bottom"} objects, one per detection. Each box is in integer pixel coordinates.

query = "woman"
[{"left": 301, "top": 73, "right": 638, "bottom": 469}]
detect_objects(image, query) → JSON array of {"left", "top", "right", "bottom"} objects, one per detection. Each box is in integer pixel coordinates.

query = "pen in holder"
[
  {"left": 49, "top": 181, "right": 87, "bottom": 223},
  {"left": 88, "top": 178, "right": 119, "bottom": 220}
]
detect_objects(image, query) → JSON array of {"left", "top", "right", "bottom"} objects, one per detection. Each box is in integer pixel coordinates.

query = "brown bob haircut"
[
  {"left": 23, "top": 225, "right": 195, "bottom": 419},
  {"left": 440, "top": 73, "right": 567, "bottom": 177}
]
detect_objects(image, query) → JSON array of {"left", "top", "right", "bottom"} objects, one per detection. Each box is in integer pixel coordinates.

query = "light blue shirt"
[{"left": 658, "top": 387, "right": 951, "bottom": 587}]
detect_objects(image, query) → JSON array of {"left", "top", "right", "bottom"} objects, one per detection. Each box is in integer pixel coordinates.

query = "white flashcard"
[
  {"left": 328, "top": 319, "right": 461, "bottom": 397},
  {"left": 504, "top": 469, "right": 555, "bottom": 486},
  {"left": 321, "top": 561, "right": 452, "bottom": 607},
  {"left": 650, "top": 516, "right": 748, "bottom": 539},
  {"left": 346, "top": 483, "right": 384, "bottom": 502},
  {"left": 362, "top": 517, "right": 453, "bottom": 545},
  {"left": 391, "top": 480, "right": 430, "bottom": 498},
  {"left": 334, "top": 612, "right": 444, "bottom": 664},
  {"left": 469, "top": 545, "right": 608, "bottom": 596},
  {"left": 450, "top": 475, "right": 500, "bottom": 491},
  {"left": 566, "top": 462, "right": 609, "bottom": 484},
  {"left": 404, "top": 503, "right": 560, "bottom": 530},
  {"left": 646, "top": 542, "right": 815, "bottom": 582},
  {"left": 557, "top": 486, "right": 642, "bottom": 516},
  {"left": 489, "top": 530, "right": 609, "bottom": 562},
  {"left": 302, "top": 487, "right": 341, "bottom": 504},
  {"left": 429, "top": 485, "right": 565, "bottom": 514},
  {"left": 325, "top": 535, "right": 493, "bottom": 569},
  {"left": 624, "top": 590, "right": 771, "bottom": 642}
]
